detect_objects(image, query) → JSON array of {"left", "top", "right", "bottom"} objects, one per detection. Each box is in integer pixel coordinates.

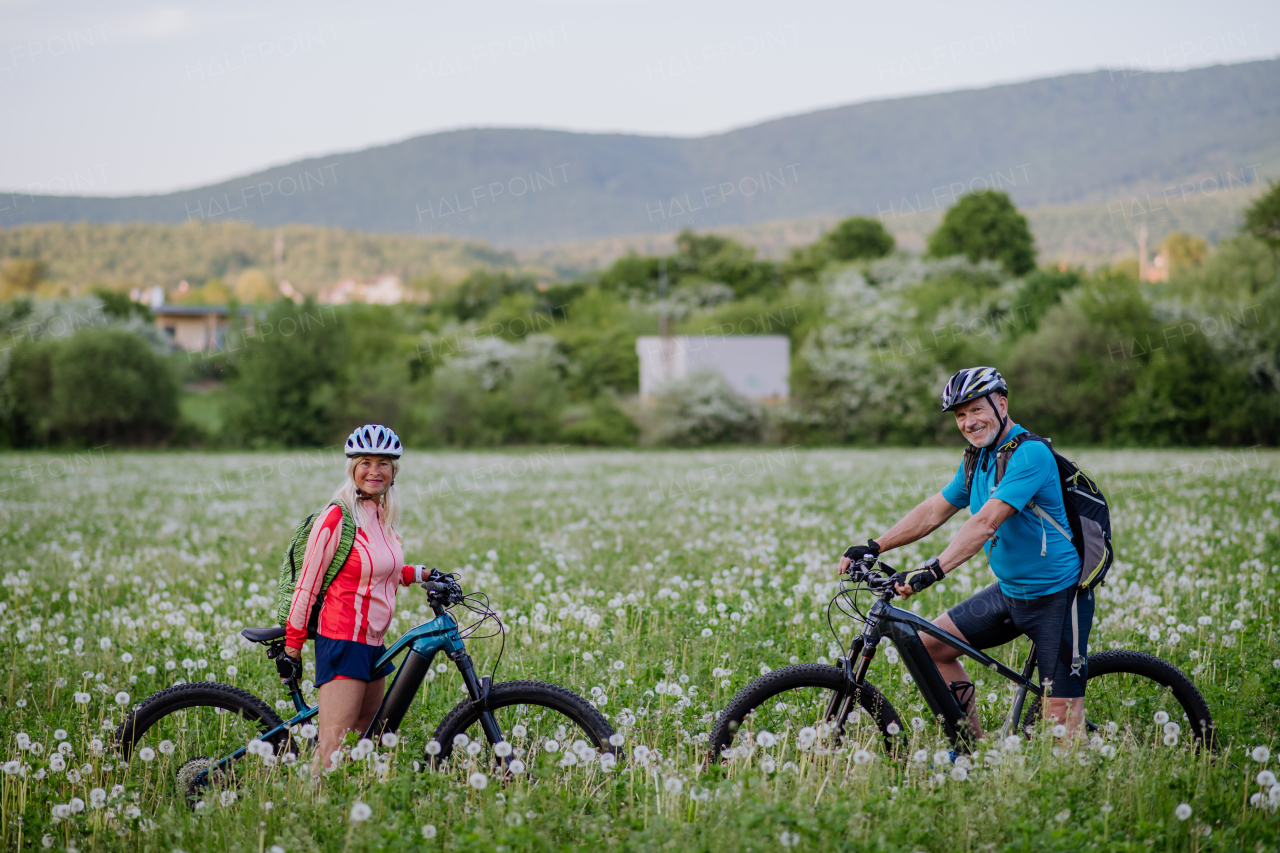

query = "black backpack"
[{"left": 963, "top": 432, "right": 1113, "bottom": 677}]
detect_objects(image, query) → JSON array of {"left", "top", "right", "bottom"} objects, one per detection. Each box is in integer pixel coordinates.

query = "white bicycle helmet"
[
  {"left": 344, "top": 424, "right": 403, "bottom": 458},
  {"left": 940, "top": 366, "right": 1008, "bottom": 412}
]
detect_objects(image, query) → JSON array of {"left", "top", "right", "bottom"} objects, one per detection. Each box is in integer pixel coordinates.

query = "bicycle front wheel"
[
  {"left": 116, "top": 682, "right": 295, "bottom": 804},
  {"left": 1021, "top": 650, "right": 1215, "bottom": 749},
  {"left": 429, "top": 680, "right": 618, "bottom": 771},
  {"left": 709, "top": 664, "right": 906, "bottom": 763}
]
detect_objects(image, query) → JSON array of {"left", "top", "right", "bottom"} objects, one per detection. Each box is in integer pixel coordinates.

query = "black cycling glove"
[
  {"left": 843, "top": 540, "right": 881, "bottom": 563},
  {"left": 892, "top": 557, "right": 945, "bottom": 594}
]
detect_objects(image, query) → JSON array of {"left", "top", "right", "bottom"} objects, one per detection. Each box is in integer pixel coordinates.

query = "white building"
[
  {"left": 320, "top": 274, "right": 405, "bottom": 305},
  {"left": 636, "top": 335, "right": 789, "bottom": 400}
]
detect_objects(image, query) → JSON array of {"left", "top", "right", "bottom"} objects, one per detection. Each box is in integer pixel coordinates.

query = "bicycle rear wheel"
[
  {"left": 708, "top": 664, "right": 906, "bottom": 763},
  {"left": 116, "top": 682, "right": 295, "bottom": 805},
  {"left": 1020, "top": 650, "right": 1215, "bottom": 749},
  {"left": 429, "top": 680, "right": 618, "bottom": 772}
]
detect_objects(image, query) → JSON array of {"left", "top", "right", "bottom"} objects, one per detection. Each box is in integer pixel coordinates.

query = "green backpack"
[{"left": 275, "top": 502, "right": 358, "bottom": 635}]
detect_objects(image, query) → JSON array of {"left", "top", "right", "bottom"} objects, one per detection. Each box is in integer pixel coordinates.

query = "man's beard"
[{"left": 965, "top": 424, "right": 993, "bottom": 446}]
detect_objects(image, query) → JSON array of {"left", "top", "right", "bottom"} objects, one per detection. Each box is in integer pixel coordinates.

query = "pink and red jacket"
[{"left": 284, "top": 503, "right": 418, "bottom": 650}]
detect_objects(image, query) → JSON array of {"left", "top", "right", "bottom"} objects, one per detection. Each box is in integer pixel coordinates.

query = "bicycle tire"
[
  {"left": 708, "top": 664, "right": 906, "bottom": 763},
  {"left": 116, "top": 681, "right": 294, "bottom": 759},
  {"left": 429, "top": 680, "right": 617, "bottom": 765},
  {"left": 1020, "top": 650, "right": 1215, "bottom": 749}
]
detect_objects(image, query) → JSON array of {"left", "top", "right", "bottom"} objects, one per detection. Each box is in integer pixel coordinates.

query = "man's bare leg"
[
  {"left": 921, "top": 612, "right": 982, "bottom": 739},
  {"left": 1043, "top": 696, "right": 1085, "bottom": 741}
]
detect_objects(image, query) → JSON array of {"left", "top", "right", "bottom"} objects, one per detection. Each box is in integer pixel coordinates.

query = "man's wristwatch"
[{"left": 895, "top": 557, "right": 946, "bottom": 593}]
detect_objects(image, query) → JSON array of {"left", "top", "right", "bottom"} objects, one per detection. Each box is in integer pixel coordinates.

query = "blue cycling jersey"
[{"left": 940, "top": 423, "right": 1081, "bottom": 599}]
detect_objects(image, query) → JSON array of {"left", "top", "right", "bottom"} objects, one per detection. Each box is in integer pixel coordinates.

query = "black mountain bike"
[
  {"left": 709, "top": 557, "right": 1214, "bottom": 760},
  {"left": 116, "top": 574, "right": 617, "bottom": 802}
]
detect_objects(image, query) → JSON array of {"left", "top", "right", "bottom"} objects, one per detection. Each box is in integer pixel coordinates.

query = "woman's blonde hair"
[{"left": 332, "top": 455, "right": 401, "bottom": 531}]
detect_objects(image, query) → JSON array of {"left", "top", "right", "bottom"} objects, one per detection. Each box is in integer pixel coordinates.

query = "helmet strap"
[
  {"left": 979, "top": 393, "right": 1009, "bottom": 450},
  {"left": 356, "top": 480, "right": 394, "bottom": 501}
]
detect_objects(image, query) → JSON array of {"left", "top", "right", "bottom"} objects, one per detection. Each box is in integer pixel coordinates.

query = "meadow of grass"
[{"left": 0, "top": 445, "right": 1278, "bottom": 852}]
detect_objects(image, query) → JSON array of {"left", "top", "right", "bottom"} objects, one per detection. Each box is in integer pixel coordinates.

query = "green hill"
[
  {"left": 0, "top": 221, "right": 522, "bottom": 293},
  {"left": 6, "top": 59, "right": 1278, "bottom": 248}
]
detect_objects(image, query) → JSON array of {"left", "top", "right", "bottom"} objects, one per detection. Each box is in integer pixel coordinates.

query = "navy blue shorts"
[
  {"left": 314, "top": 635, "right": 396, "bottom": 687},
  {"left": 947, "top": 582, "right": 1095, "bottom": 698}
]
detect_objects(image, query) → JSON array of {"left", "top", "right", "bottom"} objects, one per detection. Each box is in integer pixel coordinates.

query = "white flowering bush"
[{"left": 0, "top": 447, "right": 1275, "bottom": 850}]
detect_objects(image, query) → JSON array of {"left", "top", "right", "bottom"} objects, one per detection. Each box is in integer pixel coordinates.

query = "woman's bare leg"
[
  {"left": 315, "top": 677, "right": 388, "bottom": 771},
  {"left": 317, "top": 679, "right": 367, "bottom": 770},
  {"left": 354, "top": 676, "right": 386, "bottom": 736}
]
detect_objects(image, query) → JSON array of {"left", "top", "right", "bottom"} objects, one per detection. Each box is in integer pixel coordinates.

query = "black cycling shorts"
[{"left": 947, "top": 582, "right": 1095, "bottom": 699}]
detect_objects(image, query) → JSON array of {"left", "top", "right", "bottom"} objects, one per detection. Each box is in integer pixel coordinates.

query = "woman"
[{"left": 283, "top": 424, "right": 428, "bottom": 770}]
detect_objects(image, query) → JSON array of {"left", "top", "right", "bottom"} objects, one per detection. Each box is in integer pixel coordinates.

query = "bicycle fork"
[
  {"left": 998, "top": 642, "right": 1038, "bottom": 742},
  {"left": 452, "top": 651, "right": 506, "bottom": 749}
]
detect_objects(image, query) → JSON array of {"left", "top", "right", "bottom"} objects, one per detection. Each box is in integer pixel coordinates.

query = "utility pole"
[
  {"left": 1137, "top": 222, "right": 1148, "bottom": 282},
  {"left": 274, "top": 230, "right": 285, "bottom": 283},
  {"left": 658, "top": 255, "right": 673, "bottom": 383}
]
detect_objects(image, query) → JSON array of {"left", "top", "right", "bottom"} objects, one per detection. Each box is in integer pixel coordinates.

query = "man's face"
[{"left": 953, "top": 394, "right": 1008, "bottom": 447}]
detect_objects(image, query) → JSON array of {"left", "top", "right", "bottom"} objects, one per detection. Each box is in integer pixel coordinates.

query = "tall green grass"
[{"left": 0, "top": 447, "right": 1276, "bottom": 851}]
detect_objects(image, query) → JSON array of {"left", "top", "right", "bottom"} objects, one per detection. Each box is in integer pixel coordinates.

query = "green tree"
[
  {"left": 235, "top": 268, "right": 277, "bottom": 303},
  {"left": 1244, "top": 180, "right": 1280, "bottom": 251},
  {"left": 1159, "top": 231, "right": 1208, "bottom": 272},
  {"left": 225, "top": 300, "right": 349, "bottom": 446},
  {"left": 673, "top": 230, "right": 778, "bottom": 298},
  {"left": 821, "top": 216, "right": 895, "bottom": 262},
  {"left": 927, "top": 191, "right": 1037, "bottom": 275},
  {"left": 1, "top": 258, "right": 47, "bottom": 300},
  {"left": 6, "top": 329, "right": 179, "bottom": 446},
  {"left": 92, "top": 288, "right": 153, "bottom": 322},
  {"left": 445, "top": 270, "right": 538, "bottom": 321}
]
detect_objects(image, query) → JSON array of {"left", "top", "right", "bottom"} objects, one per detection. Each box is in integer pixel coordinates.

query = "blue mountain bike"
[{"left": 116, "top": 573, "right": 616, "bottom": 801}]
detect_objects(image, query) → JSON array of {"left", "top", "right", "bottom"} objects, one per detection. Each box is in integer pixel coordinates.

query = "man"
[{"left": 838, "top": 366, "right": 1092, "bottom": 738}]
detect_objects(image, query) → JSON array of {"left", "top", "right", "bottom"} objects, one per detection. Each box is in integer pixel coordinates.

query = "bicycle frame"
[
  {"left": 202, "top": 608, "right": 504, "bottom": 780},
  {"left": 840, "top": 591, "right": 1044, "bottom": 749}
]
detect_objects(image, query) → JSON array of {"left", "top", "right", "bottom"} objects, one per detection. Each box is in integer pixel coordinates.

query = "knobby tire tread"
[
  {"left": 430, "top": 679, "right": 616, "bottom": 763},
  {"left": 115, "top": 681, "right": 291, "bottom": 759},
  {"left": 709, "top": 664, "right": 905, "bottom": 762},
  {"left": 1020, "top": 649, "right": 1215, "bottom": 747}
]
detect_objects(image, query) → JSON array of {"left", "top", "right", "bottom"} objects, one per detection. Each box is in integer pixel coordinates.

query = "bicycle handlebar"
[
  {"left": 843, "top": 558, "right": 898, "bottom": 594},
  {"left": 421, "top": 571, "right": 465, "bottom": 608}
]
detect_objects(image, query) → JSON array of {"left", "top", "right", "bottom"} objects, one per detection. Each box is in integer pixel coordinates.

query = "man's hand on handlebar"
[
  {"left": 891, "top": 557, "right": 945, "bottom": 598},
  {"left": 837, "top": 540, "right": 881, "bottom": 576}
]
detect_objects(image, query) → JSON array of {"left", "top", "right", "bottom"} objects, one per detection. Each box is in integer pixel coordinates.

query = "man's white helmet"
[
  {"left": 345, "top": 424, "right": 403, "bottom": 458},
  {"left": 940, "top": 367, "right": 1008, "bottom": 412}
]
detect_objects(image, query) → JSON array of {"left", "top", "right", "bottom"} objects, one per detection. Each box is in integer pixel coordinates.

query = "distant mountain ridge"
[{"left": 6, "top": 59, "right": 1279, "bottom": 248}]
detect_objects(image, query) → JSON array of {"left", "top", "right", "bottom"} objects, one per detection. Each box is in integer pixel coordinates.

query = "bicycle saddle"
[{"left": 241, "top": 626, "right": 286, "bottom": 644}]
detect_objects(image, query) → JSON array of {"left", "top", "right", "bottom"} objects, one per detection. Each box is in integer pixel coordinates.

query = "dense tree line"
[{"left": 2, "top": 185, "right": 1278, "bottom": 449}]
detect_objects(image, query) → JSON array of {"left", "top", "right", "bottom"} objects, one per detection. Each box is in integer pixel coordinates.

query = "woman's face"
[{"left": 354, "top": 456, "right": 395, "bottom": 497}]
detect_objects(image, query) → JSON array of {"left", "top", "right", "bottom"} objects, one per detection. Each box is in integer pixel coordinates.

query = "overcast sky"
[{"left": 2, "top": 0, "right": 1277, "bottom": 196}]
